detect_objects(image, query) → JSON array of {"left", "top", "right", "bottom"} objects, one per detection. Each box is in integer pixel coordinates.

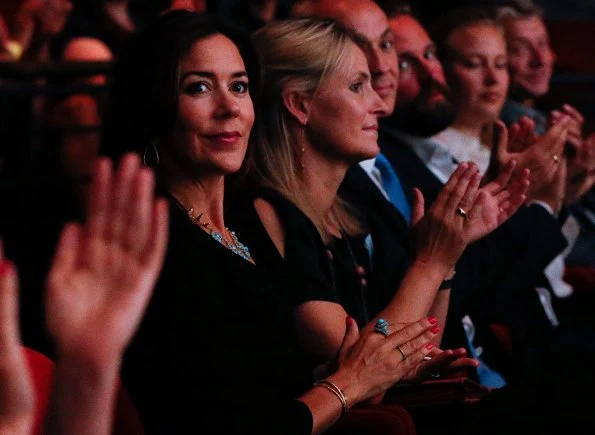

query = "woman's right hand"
[
  {"left": 410, "top": 163, "right": 480, "bottom": 270},
  {"left": 327, "top": 317, "right": 438, "bottom": 405}
]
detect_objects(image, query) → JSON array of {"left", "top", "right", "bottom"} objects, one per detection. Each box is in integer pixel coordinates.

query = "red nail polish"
[
  {"left": 428, "top": 316, "right": 438, "bottom": 325},
  {"left": 425, "top": 343, "right": 434, "bottom": 350},
  {"left": 431, "top": 326, "right": 440, "bottom": 334}
]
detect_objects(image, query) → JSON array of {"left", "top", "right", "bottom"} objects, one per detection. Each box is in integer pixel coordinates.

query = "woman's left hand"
[{"left": 402, "top": 347, "right": 479, "bottom": 383}]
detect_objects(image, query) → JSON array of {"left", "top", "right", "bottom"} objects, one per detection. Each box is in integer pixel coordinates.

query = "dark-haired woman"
[{"left": 102, "top": 10, "right": 438, "bottom": 435}]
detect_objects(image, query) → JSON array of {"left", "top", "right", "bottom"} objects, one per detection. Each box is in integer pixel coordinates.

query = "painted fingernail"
[
  {"left": 425, "top": 343, "right": 434, "bottom": 350},
  {"left": 431, "top": 326, "right": 440, "bottom": 334},
  {"left": 428, "top": 316, "right": 438, "bottom": 325}
]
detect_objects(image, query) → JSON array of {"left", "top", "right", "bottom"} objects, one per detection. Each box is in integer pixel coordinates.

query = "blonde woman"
[{"left": 228, "top": 18, "right": 526, "bottom": 378}]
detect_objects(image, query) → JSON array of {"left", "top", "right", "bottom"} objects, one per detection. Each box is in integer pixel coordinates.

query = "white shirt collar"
[
  {"left": 358, "top": 157, "right": 390, "bottom": 200},
  {"left": 384, "top": 128, "right": 457, "bottom": 185},
  {"left": 432, "top": 127, "right": 491, "bottom": 174}
]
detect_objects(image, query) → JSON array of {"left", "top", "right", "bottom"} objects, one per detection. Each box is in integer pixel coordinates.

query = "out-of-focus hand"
[
  {"left": 402, "top": 347, "right": 479, "bottom": 382},
  {"left": 550, "top": 104, "right": 584, "bottom": 151},
  {"left": 0, "top": 13, "right": 10, "bottom": 46},
  {"left": 329, "top": 317, "right": 438, "bottom": 405},
  {"left": 565, "top": 132, "right": 595, "bottom": 205},
  {"left": 45, "top": 154, "right": 168, "bottom": 369},
  {"left": 498, "top": 117, "right": 571, "bottom": 212},
  {"left": 0, "top": 245, "right": 33, "bottom": 435}
]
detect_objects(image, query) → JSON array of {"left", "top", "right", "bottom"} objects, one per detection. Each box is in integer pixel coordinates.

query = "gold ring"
[
  {"left": 553, "top": 155, "right": 560, "bottom": 164},
  {"left": 396, "top": 345, "right": 407, "bottom": 361},
  {"left": 455, "top": 207, "right": 468, "bottom": 219}
]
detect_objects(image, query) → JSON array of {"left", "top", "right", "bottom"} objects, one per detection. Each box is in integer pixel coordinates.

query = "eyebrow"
[
  {"left": 356, "top": 71, "right": 371, "bottom": 81},
  {"left": 180, "top": 70, "right": 248, "bottom": 81},
  {"left": 381, "top": 28, "right": 393, "bottom": 39},
  {"left": 425, "top": 43, "right": 437, "bottom": 52},
  {"left": 353, "top": 27, "right": 393, "bottom": 50}
]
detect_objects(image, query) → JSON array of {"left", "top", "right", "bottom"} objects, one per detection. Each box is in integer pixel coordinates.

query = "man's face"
[
  {"left": 302, "top": 0, "right": 399, "bottom": 115},
  {"left": 388, "top": 14, "right": 455, "bottom": 136},
  {"left": 504, "top": 16, "right": 555, "bottom": 99}
]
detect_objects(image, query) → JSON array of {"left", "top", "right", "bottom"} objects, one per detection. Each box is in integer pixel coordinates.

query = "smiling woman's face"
[{"left": 166, "top": 33, "right": 255, "bottom": 176}]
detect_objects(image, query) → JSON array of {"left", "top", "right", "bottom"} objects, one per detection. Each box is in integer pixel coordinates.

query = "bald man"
[{"left": 293, "top": 0, "right": 399, "bottom": 113}]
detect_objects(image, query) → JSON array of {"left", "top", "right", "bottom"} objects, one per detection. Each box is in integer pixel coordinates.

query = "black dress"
[{"left": 121, "top": 198, "right": 322, "bottom": 434}]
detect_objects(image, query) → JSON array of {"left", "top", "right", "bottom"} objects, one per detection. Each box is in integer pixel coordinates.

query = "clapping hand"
[
  {"left": 550, "top": 104, "right": 584, "bottom": 151},
  {"left": 45, "top": 154, "right": 168, "bottom": 368},
  {"left": 412, "top": 159, "right": 529, "bottom": 269},
  {"left": 331, "top": 317, "right": 438, "bottom": 403},
  {"left": 565, "top": 133, "right": 595, "bottom": 205},
  {"left": 497, "top": 117, "right": 571, "bottom": 212}
]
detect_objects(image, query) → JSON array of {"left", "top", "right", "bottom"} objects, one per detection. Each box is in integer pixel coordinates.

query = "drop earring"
[{"left": 143, "top": 140, "right": 160, "bottom": 169}]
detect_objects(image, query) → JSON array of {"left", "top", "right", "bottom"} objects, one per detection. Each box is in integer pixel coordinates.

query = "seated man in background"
[{"left": 497, "top": 0, "right": 595, "bottom": 274}]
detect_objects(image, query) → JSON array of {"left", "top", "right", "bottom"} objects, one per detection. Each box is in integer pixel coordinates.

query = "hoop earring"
[{"left": 143, "top": 141, "right": 160, "bottom": 169}]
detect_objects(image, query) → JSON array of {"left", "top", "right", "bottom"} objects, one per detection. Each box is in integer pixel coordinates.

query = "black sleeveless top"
[{"left": 227, "top": 187, "right": 382, "bottom": 326}]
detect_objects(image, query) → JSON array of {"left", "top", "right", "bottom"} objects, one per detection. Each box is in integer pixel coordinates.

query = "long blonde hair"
[{"left": 249, "top": 18, "right": 364, "bottom": 239}]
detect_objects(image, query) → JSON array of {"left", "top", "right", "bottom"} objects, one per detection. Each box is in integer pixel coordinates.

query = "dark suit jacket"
[
  {"left": 340, "top": 165, "right": 412, "bottom": 314},
  {"left": 341, "top": 126, "right": 568, "bottom": 379}
]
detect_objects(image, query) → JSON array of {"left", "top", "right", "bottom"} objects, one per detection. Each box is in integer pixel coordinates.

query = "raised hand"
[
  {"left": 565, "top": 133, "right": 595, "bottom": 206},
  {"left": 412, "top": 159, "right": 527, "bottom": 270},
  {"left": 0, "top": 244, "right": 34, "bottom": 435},
  {"left": 497, "top": 117, "right": 571, "bottom": 212},
  {"left": 45, "top": 154, "right": 168, "bottom": 367},
  {"left": 550, "top": 104, "right": 584, "bottom": 151}
]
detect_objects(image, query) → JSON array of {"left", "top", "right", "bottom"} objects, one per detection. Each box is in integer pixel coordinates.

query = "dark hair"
[
  {"left": 430, "top": 6, "right": 500, "bottom": 64},
  {"left": 495, "top": 0, "right": 545, "bottom": 20},
  {"left": 375, "top": 0, "right": 415, "bottom": 18},
  {"left": 101, "top": 10, "right": 261, "bottom": 163}
]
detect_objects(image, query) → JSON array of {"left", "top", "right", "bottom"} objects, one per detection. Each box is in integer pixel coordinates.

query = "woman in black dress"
[
  {"left": 101, "top": 10, "right": 438, "bottom": 435},
  {"left": 228, "top": 17, "right": 528, "bottom": 376}
]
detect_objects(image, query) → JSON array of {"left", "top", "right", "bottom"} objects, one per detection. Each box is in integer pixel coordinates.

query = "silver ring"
[
  {"left": 456, "top": 207, "right": 468, "bottom": 219},
  {"left": 374, "top": 318, "right": 389, "bottom": 337},
  {"left": 396, "top": 345, "right": 407, "bottom": 361}
]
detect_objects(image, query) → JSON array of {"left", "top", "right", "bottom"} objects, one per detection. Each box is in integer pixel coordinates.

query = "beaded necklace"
[{"left": 187, "top": 207, "right": 252, "bottom": 261}]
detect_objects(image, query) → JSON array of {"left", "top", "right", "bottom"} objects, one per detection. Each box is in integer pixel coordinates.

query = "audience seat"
[
  {"left": 23, "top": 347, "right": 145, "bottom": 435},
  {"left": 329, "top": 403, "right": 416, "bottom": 435}
]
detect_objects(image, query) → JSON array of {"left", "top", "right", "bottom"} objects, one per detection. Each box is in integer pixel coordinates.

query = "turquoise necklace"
[{"left": 187, "top": 208, "right": 252, "bottom": 261}]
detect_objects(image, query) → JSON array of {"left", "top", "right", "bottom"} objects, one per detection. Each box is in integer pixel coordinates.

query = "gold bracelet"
[{"left": 313, "top": 379, "right": 348, "bottom": 417}]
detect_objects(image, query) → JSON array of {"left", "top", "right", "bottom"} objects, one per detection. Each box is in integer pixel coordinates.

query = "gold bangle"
[{"left": 313, "top": 380, "right": 348, "bottom": 417}]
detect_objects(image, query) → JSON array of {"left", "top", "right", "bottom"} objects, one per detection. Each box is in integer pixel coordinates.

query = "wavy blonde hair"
[{"left": 249, "top": 18, "right": 365, "bottom": 239}]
